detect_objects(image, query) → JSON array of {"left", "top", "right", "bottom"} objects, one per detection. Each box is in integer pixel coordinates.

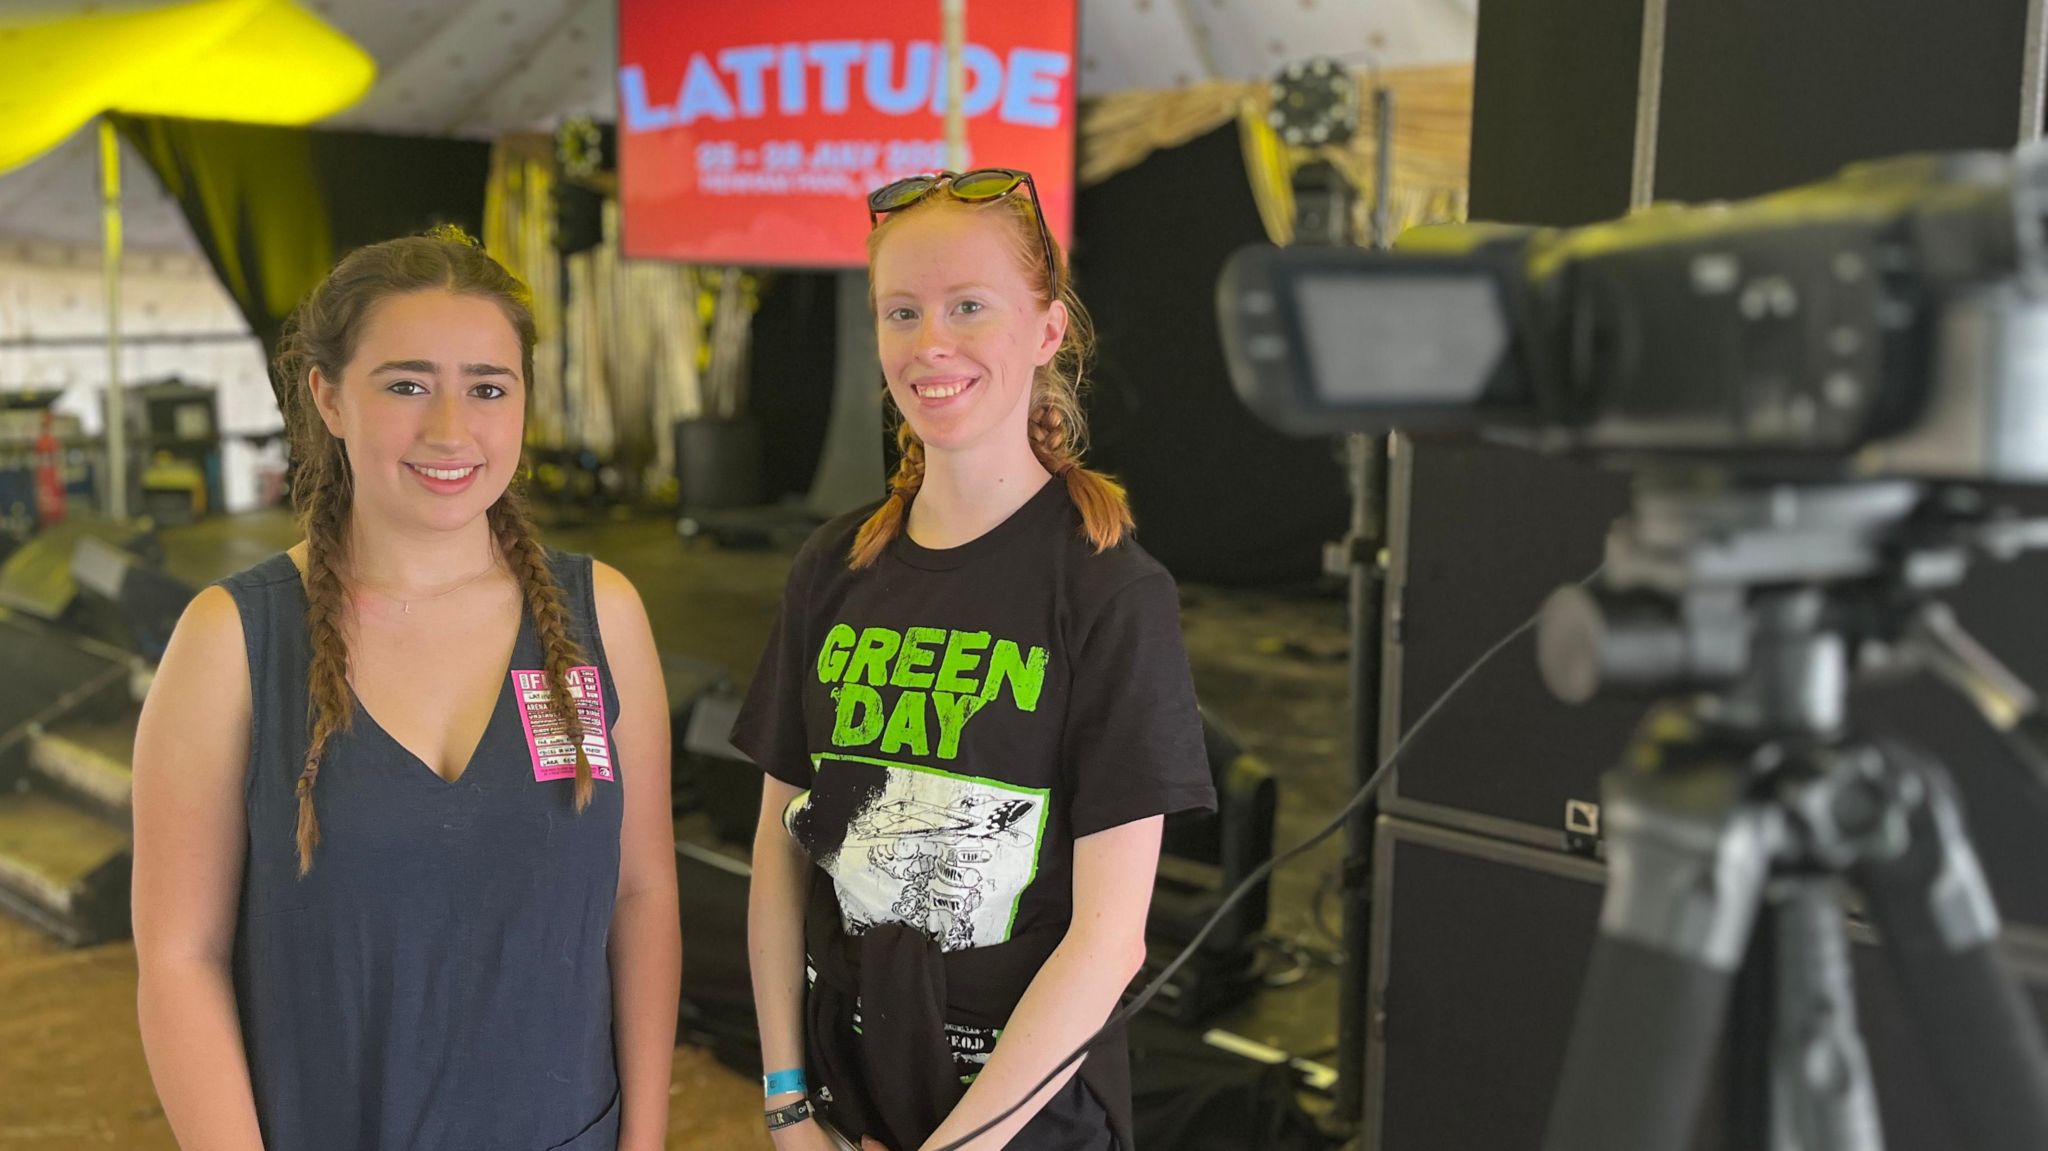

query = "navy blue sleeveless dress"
[{"left": 219, "top": 550, "right": 625, "bottom": 1151}]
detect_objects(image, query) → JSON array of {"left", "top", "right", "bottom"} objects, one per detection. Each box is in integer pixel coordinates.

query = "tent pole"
[
  {"left": 100, "top": 117, "right": 128, "bottom": 521},
  {"left": 942, "top": 0, "right": 967, "bottom": 169}
]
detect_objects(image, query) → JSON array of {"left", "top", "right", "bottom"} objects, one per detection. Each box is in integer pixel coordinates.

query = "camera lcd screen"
[{"left": 1294, "top": 272, "right": 1508, "bottom": 409}]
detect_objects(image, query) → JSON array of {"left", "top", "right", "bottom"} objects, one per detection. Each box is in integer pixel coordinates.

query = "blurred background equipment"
[
  {"left": 0, "top": 609, "right": 138, "bottom": 947},
  {"left": 0, "top": 521, "right": 191, "bottom": 946},
  {"left": 1140, "top": 708, "right": 1279, "bottom": 1024}
]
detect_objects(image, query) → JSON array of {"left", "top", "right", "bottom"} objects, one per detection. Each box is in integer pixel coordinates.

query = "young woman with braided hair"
[
  {"left": 736, "top": 171, "right": 1217, "bottom": 1151},
  {"left": 131, "top": 231, "right": 680, "bottom": 1151}
]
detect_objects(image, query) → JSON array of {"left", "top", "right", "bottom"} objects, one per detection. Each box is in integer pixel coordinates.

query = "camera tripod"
[{"left": 1534, "top": 477, "right": 2048, "bottom": 1151}]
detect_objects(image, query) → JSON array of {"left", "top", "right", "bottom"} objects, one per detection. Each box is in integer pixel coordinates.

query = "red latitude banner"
[{"left": 617, "top": 1, "right": 1078, "bottom": 266}]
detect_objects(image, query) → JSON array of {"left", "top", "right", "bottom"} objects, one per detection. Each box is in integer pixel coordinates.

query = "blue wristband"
[{"left": 763, "top": 1068, "right": 807, "bottom": 1097}]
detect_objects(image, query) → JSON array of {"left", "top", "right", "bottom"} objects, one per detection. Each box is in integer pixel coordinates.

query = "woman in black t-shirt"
[{"left": 734, "top": 170, "right": 1217, "bottom": 1151}]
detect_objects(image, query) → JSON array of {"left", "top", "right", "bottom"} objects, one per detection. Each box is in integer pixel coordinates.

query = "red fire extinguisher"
[{"left": 33, "top": 408, "right": 66, "bottom": 526}]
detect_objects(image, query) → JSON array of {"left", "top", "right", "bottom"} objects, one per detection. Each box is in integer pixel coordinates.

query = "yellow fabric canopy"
[{"left": 0, "top": 0, "right": 373, "bottom": 174}]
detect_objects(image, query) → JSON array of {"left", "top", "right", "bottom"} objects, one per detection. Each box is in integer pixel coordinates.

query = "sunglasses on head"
[{"left": 866, "top": 168, "right": 1059, "bottom": 289}]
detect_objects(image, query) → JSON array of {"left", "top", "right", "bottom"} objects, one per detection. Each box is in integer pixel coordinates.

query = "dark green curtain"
[{"left": 111, "top": 114, "right": 492, "bottom": 406}]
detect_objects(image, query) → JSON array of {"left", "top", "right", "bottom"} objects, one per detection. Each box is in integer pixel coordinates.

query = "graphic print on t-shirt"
[
  {"left": 794, "top": 620, "right": 1057, "bottom": 951},
  {"left": 814, "top": 623, "right": 1046, "bottom": 761},
  {"left": 803, "top": 755, "right": 1050, "bottom": 952},
  {"left": 840, "top": 994, "right": 1003, "bottom": 1077}
]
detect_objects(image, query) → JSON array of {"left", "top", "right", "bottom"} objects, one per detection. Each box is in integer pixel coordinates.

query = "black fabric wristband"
[{"left": 765, "top": 1097, "right": 814, "bottom": 1132}]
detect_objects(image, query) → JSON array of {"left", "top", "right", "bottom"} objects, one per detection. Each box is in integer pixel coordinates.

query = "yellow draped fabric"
[
  {"left": 0, "top": 0, "right": 373, "bottom": 175},
  {"left": 483, "top": 134, "right": 568, "bottom": 451},
  {"left": 1079, "top": 64, "right": 1473, "bottom": 243}
]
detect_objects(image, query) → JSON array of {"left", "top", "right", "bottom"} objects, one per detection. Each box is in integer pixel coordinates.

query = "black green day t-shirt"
[{"left": 731, "top": 477, "right": 1216, "bottom": 960}]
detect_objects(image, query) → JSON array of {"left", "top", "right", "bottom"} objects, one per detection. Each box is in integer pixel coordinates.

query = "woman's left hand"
[{"left": 861, "top": 1138, "right": 892, "bottom": 1151}]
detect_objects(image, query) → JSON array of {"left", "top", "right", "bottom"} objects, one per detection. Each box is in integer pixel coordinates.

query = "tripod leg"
[
  {"left": 1542, "top": 761, "right": 1776, "bottom": 1151},
  {"left": 1857, "top": 743, "right": 2048, "bottom": 1151},
  {"left": 1769, "top": 877, "right": 1884, "bottom": 1151}
]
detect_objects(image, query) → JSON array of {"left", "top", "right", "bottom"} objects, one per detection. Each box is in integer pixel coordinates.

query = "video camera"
[
  {"left": 1217, "top": 145, "right": 2048, "bottom": 1151},
  {"left": 1219, "top": 146, "right": 2048, "bottom": 484}
]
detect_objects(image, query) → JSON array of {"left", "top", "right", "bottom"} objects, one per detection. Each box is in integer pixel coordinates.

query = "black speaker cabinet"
[
  {"left": 1377, "top": 438, "right": 1635, "bottom": 849},
  {"left": 1363, "top": 816, "right": 2048, "bottom": 1151},
  {"left": 1380, "top": 436, "right": 2048, "bottom": 931}
]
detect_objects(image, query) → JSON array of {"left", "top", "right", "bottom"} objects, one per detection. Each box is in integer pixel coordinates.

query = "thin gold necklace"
[{"left": 349, "top": 557, "right": 504, "bottom": 615}]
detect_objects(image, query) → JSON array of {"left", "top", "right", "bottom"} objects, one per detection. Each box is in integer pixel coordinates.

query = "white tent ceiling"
[{"left": 0, "top": 0, "right": 1477, "bottom": 254}]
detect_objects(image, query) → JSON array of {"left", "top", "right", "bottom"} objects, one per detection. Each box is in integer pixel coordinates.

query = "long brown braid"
[
  {"left": 276, "top": 229, "right": 592, "bottom": 875},
  {"left": 849, "top": 188, "right": 1133, "bottom": 569}
]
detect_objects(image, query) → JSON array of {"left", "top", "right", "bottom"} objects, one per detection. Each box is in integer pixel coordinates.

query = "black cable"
[{"left": 924, "top": 576, "right": 1580, "bottom": 1150}]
